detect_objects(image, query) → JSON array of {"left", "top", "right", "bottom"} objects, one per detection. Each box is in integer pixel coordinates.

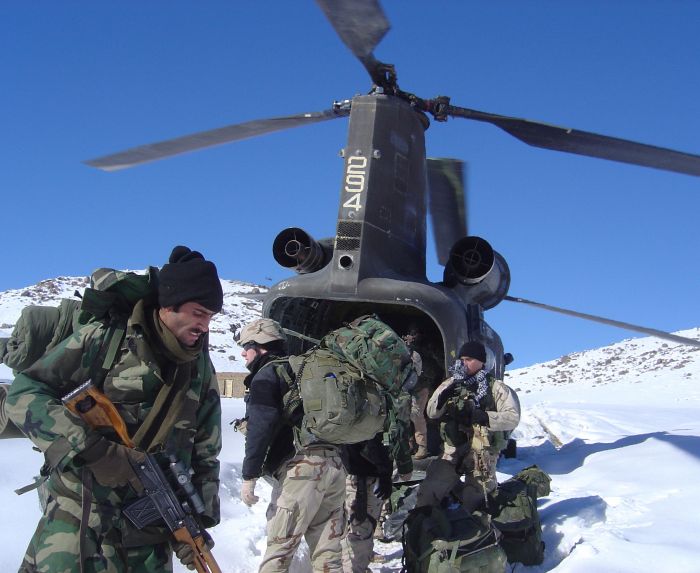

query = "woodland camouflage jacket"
[{"left": 6, "top": 300, "right": 222, "bottom": 544}]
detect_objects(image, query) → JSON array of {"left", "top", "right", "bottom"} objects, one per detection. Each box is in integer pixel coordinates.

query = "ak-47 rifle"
[{"left": 62, "top": 380, "right": 222, "bottom": 573}]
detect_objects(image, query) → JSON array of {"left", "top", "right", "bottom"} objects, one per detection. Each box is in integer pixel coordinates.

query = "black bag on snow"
[{"left": 382, "top": 482, "right": 420, "bottom": 542}]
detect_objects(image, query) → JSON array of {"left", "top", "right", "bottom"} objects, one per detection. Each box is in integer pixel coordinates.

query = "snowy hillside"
[
  {"left": 0, "top": 273, "right": 265, "bottom": 378},
  {"left": 507, "top": 329, "right": 699, "bottom": 391}
]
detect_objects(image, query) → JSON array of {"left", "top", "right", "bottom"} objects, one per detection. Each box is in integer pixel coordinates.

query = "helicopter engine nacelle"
[
  {"left": 443, "top": 236, "right": 510, "bottom": 309},
  {"left": 272, "top": 227, "right": 334, "bottom": 274}
]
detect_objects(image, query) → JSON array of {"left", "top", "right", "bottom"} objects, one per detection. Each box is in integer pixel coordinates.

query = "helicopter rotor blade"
[
  {"left": 505, "top": 295, "right": 700, "bottom": 348},
  {"left": 84, "top": 107, "right": 350, "bottom": 171},
  {"left": 445, "top": 105, "right": 700, "bottom": 177},
  {"left": 314, "top": 0, "right": 391, "bottom": 85},
  {"left": 427, "top": 158, "right": 467, "bottom": 266}
]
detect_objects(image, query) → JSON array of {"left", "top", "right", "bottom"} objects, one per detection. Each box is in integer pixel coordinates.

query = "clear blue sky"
[{"left": 1, "top": 1, "right": 698, "bottom": 367}]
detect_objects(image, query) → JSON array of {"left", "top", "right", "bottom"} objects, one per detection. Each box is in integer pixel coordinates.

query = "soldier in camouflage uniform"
[
  {"left": 402, "top": 326, "right": 442, "bottom": 460},
  {"left": 340, "top": 431, "right": 413, "bottom": 573},
  {"left": 237, "top": 318, "right": 346, "bottom": 573},
  {"left": 420, "top": 341, "right": 520, "bottom": 511},
  {"left": 6, "top": 246, "right": 224, "bottom": 573}
]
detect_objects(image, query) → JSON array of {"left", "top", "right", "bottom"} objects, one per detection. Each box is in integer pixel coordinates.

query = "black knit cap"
[
  {"left": 458, "top": 341, "right": 486, "bottom": 363},
  {"left": 158, "top": 246, "right": 223, "bottom": 313}
]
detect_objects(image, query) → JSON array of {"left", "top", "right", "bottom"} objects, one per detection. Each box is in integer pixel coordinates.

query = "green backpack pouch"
[{"left": 488, "top": 465, "right": 551, "bottom": 566}]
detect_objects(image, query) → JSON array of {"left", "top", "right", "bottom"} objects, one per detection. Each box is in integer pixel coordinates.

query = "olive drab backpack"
[
  {"left": 7, "top": 267, "right": 159, "bottom": 503},
  {"left": 279, "top": 315, "right": 415, "bottom": 446},
  {"left": 401, "top": 503, "right": 508, "bottom": 573},
  {"left": 1, "top": 299, "right": 82, "bottom": 374},
  {"left": 1, "top": 267, "right": 158, "bottom": 379},
  {"left": 487, "top": 465, "right": 551, "bottom": 566}
]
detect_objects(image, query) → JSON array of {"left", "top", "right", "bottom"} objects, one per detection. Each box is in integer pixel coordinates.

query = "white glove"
[{"left": 241, "top": 479, "right": 259, "bottom": 506}]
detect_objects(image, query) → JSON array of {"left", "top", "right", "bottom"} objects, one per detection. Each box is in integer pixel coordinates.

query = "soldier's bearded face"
[
  {"left": 160, "top": 301, "right": 215, "bottom": 347},
  {"left": 460, "top": 356, "right": 484, "bottom": 376}
]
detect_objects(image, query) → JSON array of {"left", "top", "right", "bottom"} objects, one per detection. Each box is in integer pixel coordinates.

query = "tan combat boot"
[{"left": 413, "top": 445, "right": 429, "bottom": 460}]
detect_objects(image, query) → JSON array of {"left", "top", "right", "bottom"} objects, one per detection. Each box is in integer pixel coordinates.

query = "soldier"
[
  {"left": 238, "top": 318, "right": 346, "bottom": 573},
  {"left": 341, "top": 405, "right": 414, "bottom": 572},
  {"left": 420, "top": 341, "right": 520, "bottom": 511},
  {"left": 402, "top": 326, "right": 442, "bottom": 460},
  {"left": 6, "top": 245, "right": 224, "bottom": 573},
  {"left": 340, "top": 435, "right": 393, "bottom": 573}
]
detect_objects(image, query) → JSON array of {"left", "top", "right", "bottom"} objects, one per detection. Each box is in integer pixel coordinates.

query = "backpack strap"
[
  {"left": 274, "top": 358, "right": 304, "bottom": 421},
  {"left": 87, "top": 318, "right": 127, "bottom": 388}
]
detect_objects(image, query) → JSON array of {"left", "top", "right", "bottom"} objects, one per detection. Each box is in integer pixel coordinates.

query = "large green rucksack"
[
  {"left": 402, "top": 504, "right": 508, "bottom": 573},
  {"left": 321, "top": 314, "right": 415, "bottom": 394},
  {"left": 1, "top": 299, "right": 82, "bottom": 374},
  {"left": 487, "top": 465, "right": 551, "bottom": 566},
  {"left": 1, "top": 268, "right": 158, "bottom": 378},
  {"left": 280, "top": 315, "right": 415, "bottom": 446}
]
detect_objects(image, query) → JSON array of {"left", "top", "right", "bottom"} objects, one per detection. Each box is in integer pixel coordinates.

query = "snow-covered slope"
[{"left": 507, "top": 328, "right": 699, "bottom": 392}]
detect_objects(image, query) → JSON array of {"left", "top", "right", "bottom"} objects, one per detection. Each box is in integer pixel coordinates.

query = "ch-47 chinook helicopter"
[{"left": 85, "top": 0, "right": 700, "bottom": 381}]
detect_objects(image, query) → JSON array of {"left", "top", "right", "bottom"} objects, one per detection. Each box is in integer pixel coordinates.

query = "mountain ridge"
[{"left": 1, "top": 274, "right": 698, "bottom": 381}]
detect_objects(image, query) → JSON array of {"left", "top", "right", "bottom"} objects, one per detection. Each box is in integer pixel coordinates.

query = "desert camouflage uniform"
[
  {"left": 260, "top": 448, "right": 346, "bottom": 573},
  {"left": 341, "top": 475, "right": 386, "bottom": 573},
  {"left": 421, "top": 374, "right": 520, "bottom": 510},
  {"left": 6, "top": 300, "right": 221, "bottom": 573},
  {"left": 242, "top": 357, "right": 346, "bottom": 573},
  {"left": 407, "top": 345, "right": 442, "bottom": 455},
  {"left": 340, "top": 434, "right": 395, "bottom": 573}
]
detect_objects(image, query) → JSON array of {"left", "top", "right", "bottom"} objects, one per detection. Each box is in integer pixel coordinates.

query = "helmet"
[{"left": 237, "top": 318, "right": 287, "bottom": 347}]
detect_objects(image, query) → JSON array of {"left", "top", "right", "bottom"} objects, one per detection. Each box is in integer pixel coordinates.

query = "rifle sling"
[{"left": 132, "top": 361, "right": 192, "bottom": 452}]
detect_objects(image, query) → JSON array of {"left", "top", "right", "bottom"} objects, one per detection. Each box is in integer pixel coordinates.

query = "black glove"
[
  {"left": 436, "top": 383, "right": 457, "bottom": 410},
  {"left": 373, "top": 475, "right": 393, "bottom": 500},
  {"left": 172, "top": 531, "right": 215, "bottom": 571},
  {"left": 79, "top": 438, "right": 146, "bottom": 494},
  {"left": 471, "top": 407, "right": 490, "bottom": 427}
]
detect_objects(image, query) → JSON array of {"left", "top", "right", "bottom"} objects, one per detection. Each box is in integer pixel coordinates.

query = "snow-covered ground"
[{"left": 1, "top": 327, "right": 698, "bottom": 572}]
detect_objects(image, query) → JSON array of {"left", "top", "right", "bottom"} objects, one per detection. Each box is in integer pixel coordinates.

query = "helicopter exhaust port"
[
  {"left": 443, "top": 236, "right": 511, "bottom": 309},
  {"left": 272, "top": 227, "right": 334, "bottom": 274}
]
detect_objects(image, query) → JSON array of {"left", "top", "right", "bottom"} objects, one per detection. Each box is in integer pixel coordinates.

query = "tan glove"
[
  {"left": 241, "top": 478, "right": 259, "bottom": 506},
  {"left": 80, "top": 438, "right": 146, "bottom": 494},
  {"left": 172, "top": 531, "right": 215, "bottom": 571}
]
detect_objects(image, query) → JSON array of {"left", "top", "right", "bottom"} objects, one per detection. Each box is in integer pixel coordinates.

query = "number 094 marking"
[{"left": 342, "top": 156, "right": 367, "bottom": 212}]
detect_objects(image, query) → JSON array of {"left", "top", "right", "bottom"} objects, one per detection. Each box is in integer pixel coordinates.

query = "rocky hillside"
[{"left": 506, "top": 327, "right": 699, "bottom": 393}]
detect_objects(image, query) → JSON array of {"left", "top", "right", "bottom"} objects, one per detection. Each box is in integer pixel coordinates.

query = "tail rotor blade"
[
  {"left": 446, "top": 105, "right": 700, "bottom": 177},
  {"left": 84, "top": 107, "right": 349, "bottom": 171},
  {"left": 315, "top": 0, "right": 389, "bottom": 60},
  {"left": 505, "top": 295, "right": 700, "bottom": 348}
]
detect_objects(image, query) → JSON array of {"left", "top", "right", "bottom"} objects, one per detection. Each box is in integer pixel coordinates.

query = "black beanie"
[
  {"left": 458, "top": 341, "right": 486, "bottom": 363},
  {"left": 158, "top": 246, "right": 224, "bottom": 313}
]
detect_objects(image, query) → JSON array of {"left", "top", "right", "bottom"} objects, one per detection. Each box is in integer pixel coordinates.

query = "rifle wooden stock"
[
  {"left": 173, "top": 527, "right": 222, "bottom": 573},
  {"left": 62, "top": 380, "right": 222, "bottom": 573},
  {"left": 62, "top": 380, "right": 134, "bottom": 447}
]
